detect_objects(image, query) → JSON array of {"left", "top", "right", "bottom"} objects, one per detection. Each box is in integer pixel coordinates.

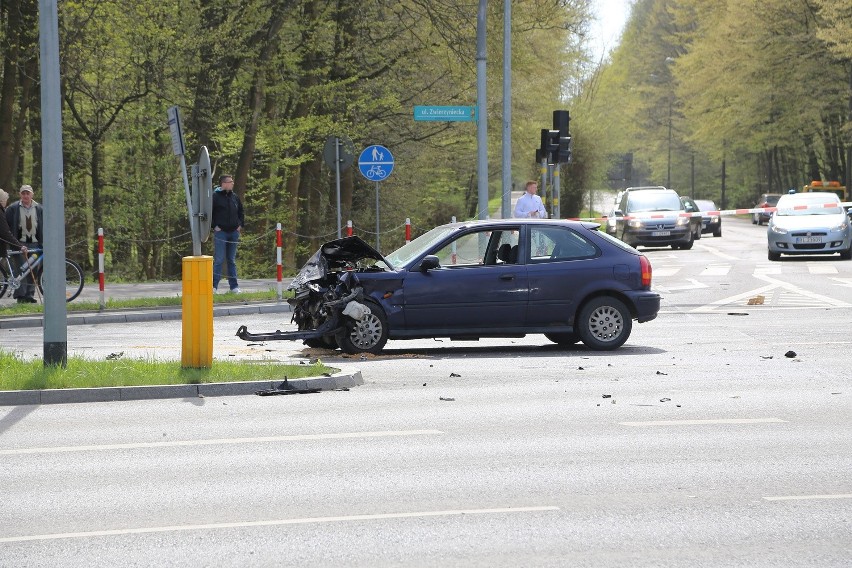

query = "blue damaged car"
[{"left": 238, "top": 219, "right": 661, "bottom": 353}]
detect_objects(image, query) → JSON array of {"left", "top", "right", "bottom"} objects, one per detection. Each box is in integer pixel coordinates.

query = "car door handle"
[{"left": 499, "top": 274, "right": 515, "bottom": 281}]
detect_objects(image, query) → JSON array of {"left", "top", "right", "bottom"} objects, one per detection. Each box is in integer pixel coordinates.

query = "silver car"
[{"left": 767, "top": 192, "right": 852, "bottom": 261}]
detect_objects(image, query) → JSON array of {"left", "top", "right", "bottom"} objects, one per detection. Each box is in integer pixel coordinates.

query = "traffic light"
[
  {"left": 557, "top": 136, "right": 572, "bottom": 163},
  {"left": 552, "top": 110, "right": 571, "bottom": 164},
  {"left": 540, "top": 128, "right": 559, "bottom": 164}
]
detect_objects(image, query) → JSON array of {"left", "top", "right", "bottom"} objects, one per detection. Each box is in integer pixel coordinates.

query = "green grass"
[
  {"left": 0, "top": 289, "right": 288, "bottom": 315},
  {"left": 0, "top": 351, "right": 335, "bottom": 391}
]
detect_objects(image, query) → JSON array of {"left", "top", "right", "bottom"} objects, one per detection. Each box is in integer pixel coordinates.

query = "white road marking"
[
  {"left": 0, "top": 430, "right": 444, "bottom": 456},
  {"left": 807, "top": 263, "right": 838, "bottom": 275},
  {"left": 764, "top": 494, "right": 852, "bottom": 502},
  {"left": 754, "top": 264, "right": 782, "bottom": 275},
  {"left": 691, "top": 273, "right": 851, "bottom": 312},
  {"left": 653, "top": 266, "right": 681, "bottom": 277},
  {"left": 620, "top": 418, "right": 786, "bottom": 427},
  {"left": 700, "top": 264, "right": 731, "bottom": 277},
  {"left": 0, "top": 506, "right": 560, "bottom": 543},
  {"left": 661, "top": 278, "right": 708, "bottom": 291},
  {"left": 830, "top": 277, "right": 852, "bottom": 288},
  {"left": 694, "top": 244, "right": 740, "bottom": 261}
]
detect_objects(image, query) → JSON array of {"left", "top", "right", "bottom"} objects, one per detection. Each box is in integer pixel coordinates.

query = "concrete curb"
[
  {"left": 0, "top": 368, "right": 363, "bottom": 407},
  {"left": 0, "top": 302, "right": 291, "bottom": 329}
]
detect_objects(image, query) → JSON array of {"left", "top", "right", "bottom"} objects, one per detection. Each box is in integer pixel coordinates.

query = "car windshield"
[
  {"left": 765, "top": 195, "right": 780, "bottom": 206},
  {"left": 627, "top": 192, "right": 682, "bottom": 212},
  {"left": 383, "top": 224, "right": 459, "bottom": 268},
  {"left": 775, "top": 194, "right": 843, "bottom": 216},
  {"left": 695, "top": 200, "right": 717, "bottom": 211}
]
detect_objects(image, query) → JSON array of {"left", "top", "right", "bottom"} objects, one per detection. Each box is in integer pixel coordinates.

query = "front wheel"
[
  {"left": 38, "top": 259, "right": 84, "bottom": 302},
  {"left": 576, "top": 297, "right": 632, "bottom": 351},
  {"left": 768, "top": 250, "right": 781, "bottom": 261},
  {"left": 336, "top": 299, "right": 389, "bottom": 355}
]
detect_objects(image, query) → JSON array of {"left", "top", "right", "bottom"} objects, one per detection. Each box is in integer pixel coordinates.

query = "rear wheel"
[
  {"left": 38, "top": 259, "right": 84, "bottom": 302},
  {"left": 336, "top": 299, "right": 389, "bottom": 355},
  {"left": 545, "top": 332, "right": 580, "bottom": 346},
  {"left": 576, "top": 297, "right": 632, "bottom": 351}
]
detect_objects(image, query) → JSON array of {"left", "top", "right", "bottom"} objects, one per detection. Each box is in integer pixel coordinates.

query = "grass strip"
[
  {"left": 0, "top": 290, "right": 289, "bottom": 315},
  {"left": 0, "top": 351, "right": 334, "bottom": 391}
]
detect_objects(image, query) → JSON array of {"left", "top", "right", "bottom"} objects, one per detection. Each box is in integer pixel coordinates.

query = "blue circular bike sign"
[{"left": 358, "top": 145, "right": 394, "bottom": 182}]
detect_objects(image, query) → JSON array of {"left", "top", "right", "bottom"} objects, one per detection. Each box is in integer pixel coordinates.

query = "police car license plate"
[{"left": 651, "top": 231, "right": 671, "bottom": 237}]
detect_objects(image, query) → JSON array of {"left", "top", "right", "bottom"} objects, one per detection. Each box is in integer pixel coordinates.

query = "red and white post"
[
  {"left": 97, "top": 227, "right": 105, "bottom": 309},
  {"left": 347, "top": 220, "right": 353, "bottom": 237},
  {"left": 405, "top": 218, "right": 411, "bottom": 244},
  {"left": 276, "top": 223, "right": 283, "bottom": 300}
]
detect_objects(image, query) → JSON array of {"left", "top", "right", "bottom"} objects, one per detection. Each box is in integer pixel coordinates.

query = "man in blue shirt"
[{"left": 514, "top": 180, "right": 548, "bottom": 219}]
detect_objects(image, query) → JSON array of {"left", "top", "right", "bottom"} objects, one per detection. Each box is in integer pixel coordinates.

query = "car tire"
[
  {"left": 768, "top": 250, "right": 781, "bottom": 261},
  {"left": 335, "top": 299, "right": 389, "bottom": 355},
  {"left": 752, "top": 215, "right": 758, "bottom": 225},
  {"left": 576, "top": 297, "right": 632, "bottom": 351},
  {"left": 680, "top": 233, "right": 694, "bottom": 250},
  {"left": 545, "top": 332, "right": 580, "bottom": 346},
  {"left": 841, "top": 246, "right": 852, "bottom": 261},
  {"left": 713, "top": 229, "right": 722, "bottom": 238}
]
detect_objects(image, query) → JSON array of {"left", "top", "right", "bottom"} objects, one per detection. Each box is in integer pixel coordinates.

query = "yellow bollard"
[{"left": 181, "top": 256, "right": 213, "bottom": 368}]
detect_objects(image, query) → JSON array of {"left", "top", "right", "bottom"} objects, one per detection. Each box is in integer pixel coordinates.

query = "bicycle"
[{"left": 0, "top": 248, "right": 85, "bottom": 303}]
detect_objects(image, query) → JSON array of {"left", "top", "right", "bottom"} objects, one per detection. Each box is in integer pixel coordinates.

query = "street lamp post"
[{"left": 666, "top": 97, "right": 672, "bottom": 188}]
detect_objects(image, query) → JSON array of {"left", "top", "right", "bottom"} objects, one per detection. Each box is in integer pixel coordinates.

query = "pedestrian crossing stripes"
[{"left": 654, "top": 263, "right": 840, "bottom": 278}]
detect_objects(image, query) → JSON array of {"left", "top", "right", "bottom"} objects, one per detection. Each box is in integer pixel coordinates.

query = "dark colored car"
[
  {"left": 238, "top": 220, "right": 661, "bottom": 354},
  {"left": 606, "top": 187, "right": 698, "bottom": 249},
  {"left": 752, "top": 193, "right": 781, "bottom": 225},
  {"left": 694, "top": 198, "right": 722, "bottom": 237}
]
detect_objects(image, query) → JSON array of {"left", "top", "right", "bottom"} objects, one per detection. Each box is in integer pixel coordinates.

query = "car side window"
[
  {"left": 528, "top": 227, "right": 597, "bottom": 263},
  {"left": 433, "top": 229, "right": 519, "bottom": 267}
]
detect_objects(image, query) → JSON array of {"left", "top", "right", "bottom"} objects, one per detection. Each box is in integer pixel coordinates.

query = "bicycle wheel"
[
  {"left": 37, "top": 259, "right": 85, "bottom": 302},
  {"left": 0, "top": 262, "right": 8, "bottom": 298}
]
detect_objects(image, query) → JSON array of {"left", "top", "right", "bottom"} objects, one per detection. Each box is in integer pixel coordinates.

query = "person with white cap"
[
  {"left": 0, "top": 189, "right": 29, "bottom": 285},
  {"left": 5, "top": 184, "right": 43, "bottom": 303}
]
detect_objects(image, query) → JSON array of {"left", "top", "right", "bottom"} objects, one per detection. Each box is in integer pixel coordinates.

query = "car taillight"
[{"left": 639, "top": 254, "right": 652, "bottom": 287}]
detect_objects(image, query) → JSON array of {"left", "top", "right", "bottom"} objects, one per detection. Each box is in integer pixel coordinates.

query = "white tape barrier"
[{"left": 572, "top": 201, "right": 852, "bottom": 222}]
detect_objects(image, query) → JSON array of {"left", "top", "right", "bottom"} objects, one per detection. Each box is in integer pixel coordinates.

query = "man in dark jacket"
[
  {"left": 0, "top": 189, "right": 29, "bottom": 281},
  {"left": 5, "top": 185, "right": 43, "bottom": 303},
  {"left": 211, "top": 175, "right": 245, "bottom": 293}
]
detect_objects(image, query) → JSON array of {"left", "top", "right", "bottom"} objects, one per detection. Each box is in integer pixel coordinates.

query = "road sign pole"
[
  {"left": 375, "top": 181, "right": 380, "bottom": 250},
  {"left": 335, "top": 137, "right": 342, "bottom": 238}
]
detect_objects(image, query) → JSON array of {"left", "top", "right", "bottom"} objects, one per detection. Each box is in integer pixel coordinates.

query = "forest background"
[{"left": 0, "top": 0, "right": 850, "bottom": 281}]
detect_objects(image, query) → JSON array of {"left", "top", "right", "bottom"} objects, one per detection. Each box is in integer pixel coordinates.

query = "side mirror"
[
  {"left": 418, "top": 255, "right": 440, "bottom": 271},
  {"left": 613, "top": 209, "right": 624, "bottom": 217}
]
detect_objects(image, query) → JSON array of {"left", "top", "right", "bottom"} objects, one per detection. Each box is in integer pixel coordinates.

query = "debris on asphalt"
[
  {"left": 578, "top": 366, "right": 584, "bottom": 370},
  {"left": 656, "top": 371, "right": 667, "bottom": 375},
  {"left": 439, "top": 397, "right": 455, "bottom": 401},
  {"left": 106, "top": 351, "right": 124, "bottom": 360},
  {"left": 602, "top": 394, "right": 612, "bottom": 399},
  {"left": 660, "top": 398, "right": 671, "bottom": 402},
  {"left": 785, "top": 350, "right": 796, "bottom": 358},
  {"left": 760, "top": 355, "right": 773, "bottom": 359},
  {"left": 450, "top": 372, "right": 461, "bottom": 377}
]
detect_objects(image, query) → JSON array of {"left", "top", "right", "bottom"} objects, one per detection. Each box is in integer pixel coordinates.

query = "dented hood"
[{"left": 289, "top": 236, "right": 389, "bottom": 290}]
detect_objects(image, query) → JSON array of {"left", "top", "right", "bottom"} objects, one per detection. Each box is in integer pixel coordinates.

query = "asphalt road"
[{"left": 1, "top": 216, "right": 850, "bottom": 566}]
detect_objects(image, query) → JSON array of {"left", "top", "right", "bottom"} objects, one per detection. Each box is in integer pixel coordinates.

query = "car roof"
[{"left": 777, "top": 192, "right": 840, "bottom": 204}]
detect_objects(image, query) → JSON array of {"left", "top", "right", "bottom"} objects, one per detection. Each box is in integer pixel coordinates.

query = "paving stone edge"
[{"left": 0, "top": 368, "right": 363, "bottom": 407}]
